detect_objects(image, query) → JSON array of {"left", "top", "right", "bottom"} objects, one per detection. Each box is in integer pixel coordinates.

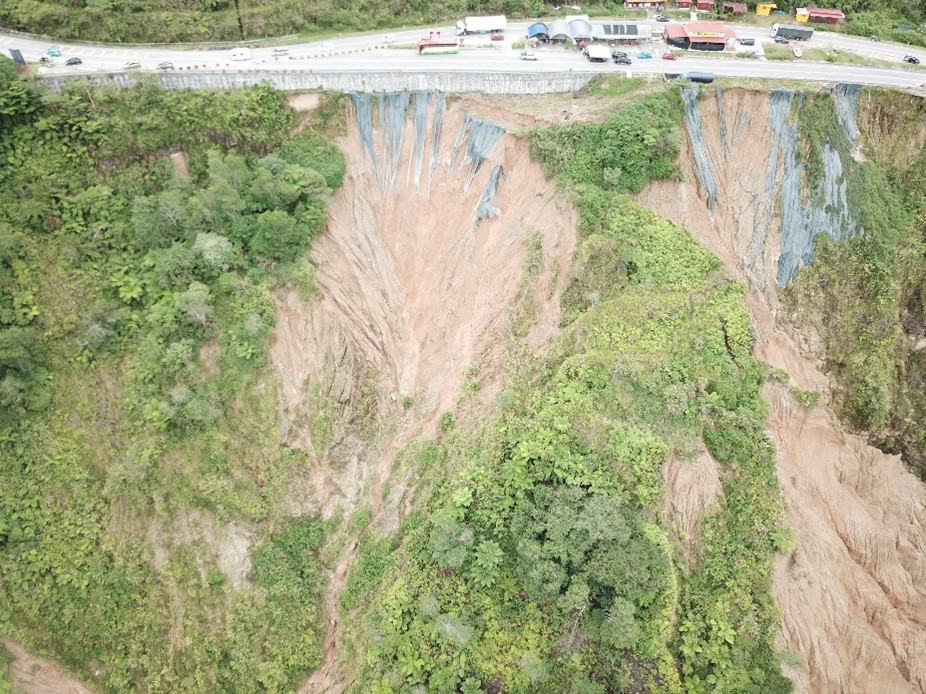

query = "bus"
[{"left": 418, "top": 31, "right": 460, "bottom": 55}]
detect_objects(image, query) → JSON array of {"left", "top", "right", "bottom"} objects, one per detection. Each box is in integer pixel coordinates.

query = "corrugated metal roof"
[
  {"left": 548, "top": 19, "right": 570, "bottom": 39},
  {"left": 568, "top": 18, "right": 593, "bottom": 40},
  {"left": 531, "top": 19, "right": 653, "bottom": 42},
  {"left": 527, "top": 22, "right": 549, "bottom": 38}
]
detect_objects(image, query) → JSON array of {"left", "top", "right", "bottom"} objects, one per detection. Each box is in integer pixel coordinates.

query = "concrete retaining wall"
[{"left": 38, "top": 69, "right": 599, "bottom": 95}]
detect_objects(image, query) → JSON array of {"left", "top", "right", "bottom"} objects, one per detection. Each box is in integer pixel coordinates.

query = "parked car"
[
  {"left": 520, "top": 51, "right": 538, "bottom": 61},
  {"left": 490, "top": 32, "right": 505, "bottom": 41},
  {"left": 739, "top": 38, "right": 755, "bottom": 46},
  {"left": 638, "top": 51, "right": 653, "bottom": 59},
  {"left": 65, "top": 57, "right": 82, "bottom": 66},
  {"left": 774, "top": 36, "right": 789, "bottom": 44},
  {"left": 272, "top": 47, "right": 289, "bottom": 55},
  {"left": 319, "top": 42, "right": 334, "bottom": 52},
  {"left": 904, "top": 54, "right": 921, "bottom": 64},
  {"left": 655, "top": 14, "right": 670, "bottom": 22},
  {"left": 611, "top": 50, "right": 628, "bottom": 59},
  {"left": 382, "top": 34, "right": 395, "bottom": 43},
  {"left": 156, "top": 61, "right": 174, "bottom": 70},
  {"left": 123, "top": 61, "right": 141, "bottom": 70},
  {"left": 614, "top": 56, "right": 632, "bottom": 65},
  {"left": 46, "top": 46, "right": 61, "bottom": 57},
  {"left": 792, "top": 46, "right": 803, "bottom": 58},
  {"left": 662, "top": 52, "right": 677, "bottom": 60},
  {"left": 39, "top": 56, "right": 53, "bottom": 63}
]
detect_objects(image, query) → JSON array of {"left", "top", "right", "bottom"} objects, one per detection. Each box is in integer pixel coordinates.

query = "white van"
[{"left": 231, "top": 47, "right": 251, "bottom": 61}]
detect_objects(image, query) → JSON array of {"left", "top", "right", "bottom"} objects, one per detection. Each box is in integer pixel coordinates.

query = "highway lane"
[{"left": 2, "top": 20, "right": 925, "bottom": 88}]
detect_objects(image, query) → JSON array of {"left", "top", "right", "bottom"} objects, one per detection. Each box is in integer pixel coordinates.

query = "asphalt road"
[{"left": 2, "top": 20, "right": 925, "bottom": 90}]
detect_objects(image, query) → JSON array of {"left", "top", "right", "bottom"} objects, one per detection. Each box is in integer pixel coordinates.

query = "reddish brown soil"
[
  {"left": 270, "top": 97, "right": 577, "bottom": 692},
  {"left": 639, "top": 87, "right": 926, "bottom": 693}
]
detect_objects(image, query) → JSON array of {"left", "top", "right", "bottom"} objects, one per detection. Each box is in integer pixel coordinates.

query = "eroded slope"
[
  {"left": 268, "top": 93, "right": 577, "bottom": 691},
  {"left": 639, "top": 86, "right": 926, "bottom": 693}
]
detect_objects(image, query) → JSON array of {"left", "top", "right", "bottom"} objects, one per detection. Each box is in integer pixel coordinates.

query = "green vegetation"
[
  {"left": 340, "top": 89, "right": 790, "bottom": 693},
  {"left": 0, "top": 58, "right": 345, "bottom": 691},
  {"left": 1, "top": 0, "right": 610, "bottom": 43},
  {"left": 0, "top": 643, "right": 11, "bottom": 694},
  {"left": 786, "top": 88, "right": 926, "bottom": 473},
  {"left": 530, "top": 91, "right": 681, "bottom": 195}
]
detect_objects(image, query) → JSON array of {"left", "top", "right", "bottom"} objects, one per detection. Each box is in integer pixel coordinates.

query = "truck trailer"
[
  {"left": 769, "top": 23, "right": 814, "bottom": 40},
  {"left": 585, "top": 45, "right": 612, "bottom": 63},
  {"left": 456, "top": 15, "right": 507, "bottom": 35}
]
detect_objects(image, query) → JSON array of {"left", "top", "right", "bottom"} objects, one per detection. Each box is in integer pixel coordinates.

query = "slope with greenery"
[
  {"left": 0, "top": 59, "right": 346, "bottom": 692},
  {"left": 784, "top": 88, "right": 926, "bottom": 474},
  {"left": 3, "top": 0, "right": 926, "bottom": 45},
  {"left": 0, "top": 0, "right": 556, "bottom": 43},
  {"left": 338, "top": 91, "right": 791, "bottom": 693}
]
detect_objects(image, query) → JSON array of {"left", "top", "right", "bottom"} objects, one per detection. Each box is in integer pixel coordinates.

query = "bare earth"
[
  {"left": 9, "top": 88, "right": 926, "bottom": 694},
  {"left": 271, "top": 96, "right": 577, "bottom": 692},
  {"left": 639, "top": 87, "right": 926, "bottom": 694},
  {"left": 2, "top": 638, "right": 95, "bottom": 694}
]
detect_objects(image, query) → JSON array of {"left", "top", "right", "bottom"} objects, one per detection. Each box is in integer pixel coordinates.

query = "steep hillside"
[
  {"left": 0, "top": 0, "right": 604, "bottom": 43},
  {"left": 638, "top": 84, "right": 926, "bottom": 693},
  {"left": 4, "top": 57, "right": 926, "bottom": 694}
]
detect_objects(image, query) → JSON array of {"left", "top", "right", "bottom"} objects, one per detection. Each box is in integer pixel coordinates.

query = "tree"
[
  {"left": 598, "top": 598, "right": 639, "bottom": 648},
  {"left": 246, "top": 165, "right": 301, "bottom": 212},
  {"left": 510, "top": 485, "right": 672, "bottom": 650},
  {"left": 0, "top": 326, "right": 42, "bottom": 375},
  {"left": 176, "top": 281, "right": 213, "bottom": 326},
  {"left": 193, "top": 232, "right": 236, "bottom": 272},
  {"left": 472, "top": 539, "right": 504, "bottom": 588},
  {"left": 131, "top": 189, "right": 189, "bottom": 251},
  {"left": 207, "top": 150, "right": 249, "bottom": 192},
  {"left": 428, "top": 510, "right": 472, "bottom": 569},
  {"left": 249, "top": 209, "right": 305, "bottom": 263},
  {"left": 186, "top": 180, "right": 245, "bottom": 233}
]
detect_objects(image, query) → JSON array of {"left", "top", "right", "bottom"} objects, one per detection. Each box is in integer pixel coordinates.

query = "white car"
[
  {"left": 383, "top": 34, "right": 395, "bottom": 43},
  {"left": 520, "top": 51, "right": 538, "bottom": 61},
  {"left": 272, "top": 47, "right": 289, "bottom": 55},
  {"left": 319, "top": 42, "right": 334, "bottom": 52},
  {"left": 792, "top": 46, "right": 803, "bottom": 58}
]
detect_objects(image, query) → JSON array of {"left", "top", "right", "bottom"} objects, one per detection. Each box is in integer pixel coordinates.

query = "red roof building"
[
  {"left": 808, "top": 7, "right": 845, "bottom": 23},
  {"left": 676, "top": 0, "right": 692, "bottom": 7},
  {"left": 624, "top": 0, "right": 665, "bottom": 8},
  {"left": 723, "top": 1, "right": 747, "bottom": 13},
  {"left": 695, "top": 0, "right": 714, "bottom": 9},
  {"left": 665, "top": 20, "right": 735, "bottom": 50}
]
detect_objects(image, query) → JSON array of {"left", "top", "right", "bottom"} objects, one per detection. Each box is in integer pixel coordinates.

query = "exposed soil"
[
  {"left": 168, "top": 151, "right": 189, "bottom": 179},
  {"left": 639, "top": 87, "right": 926, "bottom": 693},
  {"left": 286, "top": 92, "right": 323, "bottom": 133},
  {"left": 270, "top": 95, "right": 577, "bottom": 692},
  {"left": 768, "top": 383, "right": 926, "bottom": 694},
  {"left": 662, "top": 446, "right": 723, "bottom": 568},
  {"left": 2, "top": 638, "right": 95, "bottom": 694}
]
